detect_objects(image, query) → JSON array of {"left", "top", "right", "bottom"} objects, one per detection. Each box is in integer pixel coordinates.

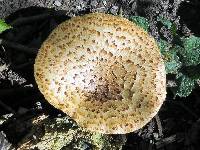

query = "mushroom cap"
[{"left": 34, "top": 13, "right": 166, "bottom": 134}]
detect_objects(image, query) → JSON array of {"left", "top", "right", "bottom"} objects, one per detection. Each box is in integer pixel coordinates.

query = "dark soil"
[
  {"left": 0, "top": 0, "right": 200, "bottom": 149},
  {"left": 178, "top": 0, "right": 200, "bottom": 37}
]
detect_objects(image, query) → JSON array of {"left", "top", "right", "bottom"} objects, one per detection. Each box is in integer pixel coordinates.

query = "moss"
[
  {"left": 91, "top": 133, "right": 126, "bottom": 150},
  {"left": 19, "top": 115, "right": 126, "bottom": 150}
]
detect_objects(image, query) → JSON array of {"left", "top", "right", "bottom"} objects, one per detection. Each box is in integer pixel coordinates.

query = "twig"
[
  {"left": 155, "top": 115, "right": 163, "bottom": 138},
  {"left": 118, "top": 5, "right": 123, "bottom": 17},
  {"left": 0, "top": 39, "right": 37, "bottom": 55},
  {"left": 1, "top": 46, "right": 12, "bottom": 64},
  {"left": 0, "top": 100, "right": 16, "bottom": 114},
  {"left": 155, "top": 134, "right": 176, "bottom": 149},
  {"left": 155, "top": 133, "right": 184, "bottom": 149}
]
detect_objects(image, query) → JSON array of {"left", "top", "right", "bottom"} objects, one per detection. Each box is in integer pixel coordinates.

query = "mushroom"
[{"left": 34, "top": 13, "right": 166, "bottom": 134}]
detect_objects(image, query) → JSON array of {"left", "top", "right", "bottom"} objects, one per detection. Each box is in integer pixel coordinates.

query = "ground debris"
[
  {"left": 0, "top": 131, "right": 13, "bottom": 150},
  {"left": 1, "top": 113, "right": 127, "bottom": 150},
  {"left": 0, "top": 1, "right": 200, "bottom": 150},
  {"left": 155, "top": 133, "right": 184, "bottom": 149}
]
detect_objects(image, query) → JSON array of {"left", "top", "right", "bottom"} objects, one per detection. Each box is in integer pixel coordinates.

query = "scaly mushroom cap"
[{"left": 34, "top": 13, "right": 166, "bottom": 134}]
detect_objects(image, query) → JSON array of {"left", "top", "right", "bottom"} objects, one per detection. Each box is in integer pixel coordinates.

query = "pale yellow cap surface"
[{"left": 34, "top": 13, "right": 166, "bottom": 134}]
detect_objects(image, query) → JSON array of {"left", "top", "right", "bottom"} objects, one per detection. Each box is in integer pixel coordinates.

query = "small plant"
[
  {"left": 130, "top": 16, "right": 200, "bottom": 97},
  {"left": 129, "top": 16, "right": 149, "bottom": 31},
  {"left": 0, "top": 19, "right": 12, "bottom": 34}
]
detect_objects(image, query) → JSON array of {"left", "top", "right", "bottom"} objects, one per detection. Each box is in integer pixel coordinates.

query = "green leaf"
[
  {"left": 158, "top": 40, "right": 182, "bottom": 74},
  {"left": 175, "top": 74, "right": 195, "bottom": 97},
  {"left": 157, "top": 16, "right": 178, "bottom": 39},
  {"left": 164, "top": 54, "right": 181, "bottom": 74},
  {"left": 0, "top": 19, "right": 12, "bottom": 33},
  {"left": 158, "top": 39, "right": 170, "bottom": 54},
  {"left": 157, "top": 16, "right": 172, "bottom": 29},
  {"left": 170, "top": 23, "right": 177, "bottom": 36},
  {"left": 179, "top": 35, "right": 200, "bottom": 66},
  {"left": 129, "top": 16, "right": 149, "bottom": 31}
]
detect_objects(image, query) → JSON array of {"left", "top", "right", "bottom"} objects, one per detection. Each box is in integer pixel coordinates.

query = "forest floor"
[{"left": 0, "top": 0, "right": 200, "bottom": 150}]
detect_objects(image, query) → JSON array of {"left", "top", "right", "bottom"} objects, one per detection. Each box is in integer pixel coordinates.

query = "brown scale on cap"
[{"left": 34, "top": 13, "right": 166, "bottom": 134}]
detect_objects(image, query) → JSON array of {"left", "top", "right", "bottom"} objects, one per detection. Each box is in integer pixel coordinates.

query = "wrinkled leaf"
[
  {"left": 129, "top": 16, "right": 149, "bottom": 31},
  {"left": 158, "top": 40, "right": 181, "bottom": 74},
  {"left": 179, "top": 36, "right": 200, "bottom": 66},
  {"left": 158, "top": 39, "right": 170, "bottom": 54},
  {"left": 0, "top": 19, "right": 12, "bottom": 34},
  {"left": 157, "top": 16, "right": 172, "bottom": 29},
  {"left": 175, "top": 74, "right": 195, "bottom": 97},
  {"left": 157, "top": 20, "right": 200, "bottom": 97},
  {"left": 164, "top": 55, "right": 181, "bottom": 74},
  {"left": 157, "top": 16, "right": 179, "bottom": 41}
]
